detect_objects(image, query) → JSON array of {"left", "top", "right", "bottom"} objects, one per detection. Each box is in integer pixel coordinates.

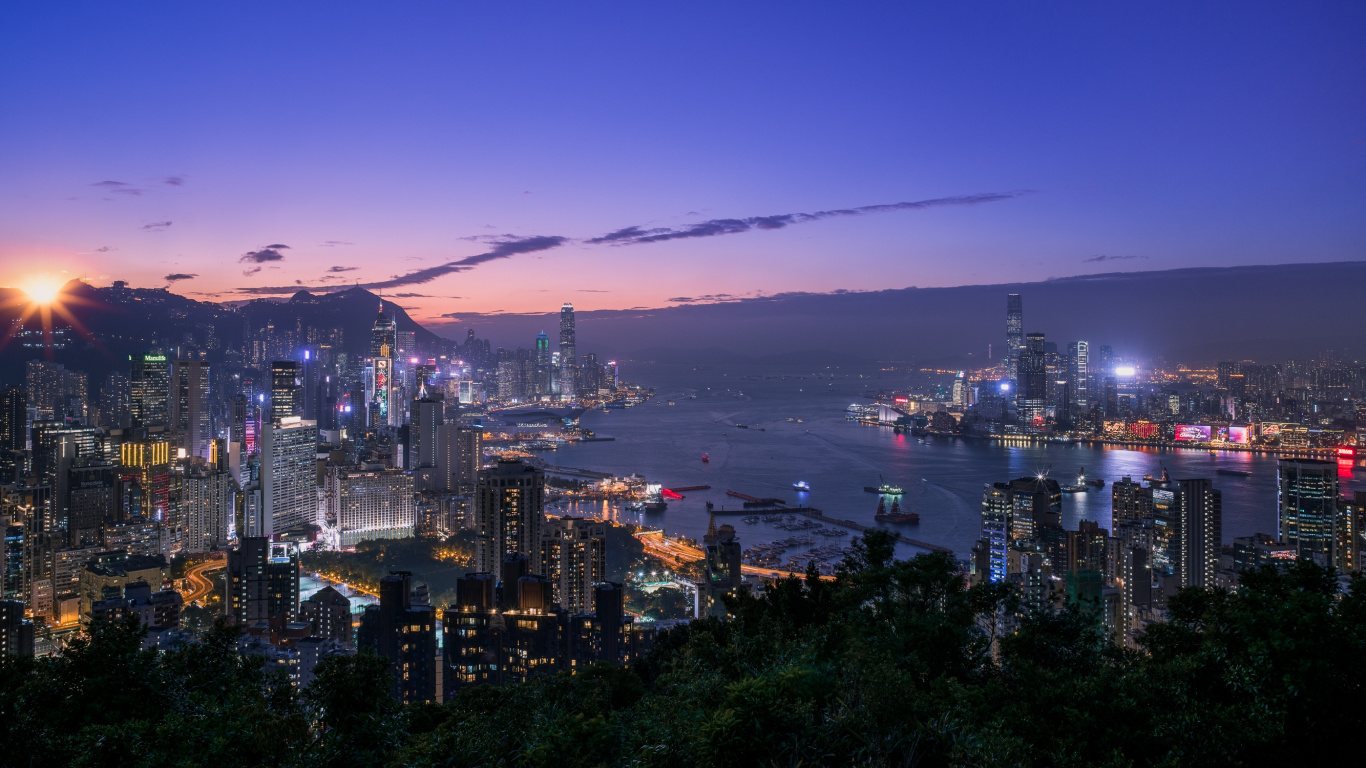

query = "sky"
[{"left": 1, "top": 2, "right": 1363, "bottom": 332}]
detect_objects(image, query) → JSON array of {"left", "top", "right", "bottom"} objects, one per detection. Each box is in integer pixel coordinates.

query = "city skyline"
[{"left": 2, "top": 3, "right": 1365, "bottom": 327}]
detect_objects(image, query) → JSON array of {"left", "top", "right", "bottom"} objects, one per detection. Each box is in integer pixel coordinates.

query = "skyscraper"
[
  {"left": 558, "top": 303, "right": 576, "bottom": 400},
  {"left": 180, "top": 466, "right": 236, "bottom": 553},
  {"left": 1174, "top": 478, "right": 1222, "bottom": 588},
  {"left": 260, "top": 417, "right": 318, "bottom": 536},
  {"left": 269, "top": 361, "right": 302, "bottom": 424},
  {"left": 1278, "top": 458, "right": 1338, "bottom": 565},
  {"left": 227, "top": 538, "right": 300, "bottom": 624},
  {"left": 171, "top": 359, "right": 212, "bottom": 459},
  {"left": 0, "top": 387, "right": 26, "bottom": 452},
  {"left": 130, "top": 353, "right": 170, "bottom": 427},
  {"left": 326, "top": 466, "right": 415, "bottom": 548},
  {"left": 1069, "top": 341, "right": 1090, "bottom": 415},
  {"left": 1005, "top": 293, "right": 1023, "bottom": 382},
  {"left": 534, "top": 331, "right": 551, "bottom": 397},
  {"left": 1017, "top": 332, "right": 1047, "bottom": 425},
  {"left": 436, "top": 424, "right": 481, "bottom": 491},
  {"left": 407, "top": 396, "right": 442, "bottom": 472},
  {"left": 357, "top": 571, "right": 436, "bottom": 703},
  {"left": 702, "top": 514, "right": 744, "bottom": 618},
  {"left": 474, "top": 460, "right": 546, "bottom": 573},
  {"left": 1111, "top": 477, "right": 1154, "bottom": 527},
  {"left": 371, "top": 305, "right": 396, "bottom": 359},
  {"left": 538, "top": 516, "right": 607, "bottom": 616}
]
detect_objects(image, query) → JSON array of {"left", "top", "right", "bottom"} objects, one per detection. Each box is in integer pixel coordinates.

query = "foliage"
[{"left": 4, "top": 531, "right": 1362, "bottom": 767}]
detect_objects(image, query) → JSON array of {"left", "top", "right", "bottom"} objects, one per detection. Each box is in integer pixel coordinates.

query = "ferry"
[
  {"left": 863, "top": 475, "right": 904, "bottom": 495},
  {"left": 1062, "top": 467, "right": 1105, "bottom": 493},
  {"left": 792, "top": 481, "right": 811, "bottom": 492}
]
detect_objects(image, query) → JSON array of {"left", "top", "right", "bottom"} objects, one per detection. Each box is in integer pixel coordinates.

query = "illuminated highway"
[
  {"left": 181, "top": 556, "right": 226, "bottom": 604},
  {"left": 635, "top": 530, "right": 833, "bottom": 581}
]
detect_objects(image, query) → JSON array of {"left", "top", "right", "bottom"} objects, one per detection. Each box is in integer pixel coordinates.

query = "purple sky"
[{"left": 1, "top": 2, "right": 1363, "bottom": 330}]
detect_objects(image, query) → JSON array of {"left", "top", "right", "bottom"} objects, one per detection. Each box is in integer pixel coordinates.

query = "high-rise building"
[
  {"left": 1069, "top": 341, "right": 1090, "bottom": 415},
  {"left": 474, "top": 460, "right": 546, "bottom": 573},
  {"left": 1175, "top": 478, "right": 1222, "bottom": 589},
  {"left": 1278, "top": 458, "right": 1338, "bottom": 565},
  {"left": 120, "top": 437, "right": 172, "bottom": 521},
  {"left": 702, "top": 514, "right": 744, "bottom": 618},
  {"left": 270, "top": 361, "right": 303, "bottom": 424},
  {"left": 300, "top": 585, "right": 353, "bottom": 644},
  {"left": 326, "top": 466, "right": 415, "bottom": 548},
  {"left": 436, "top": 424, "right": 481, "bottom": 491},
  {"left": 171, "top": 359, "right": 212, "bottom": 459},
  {"left": 260, "top": 417, "right": 318, "bottom": 537},
  {"left": 130, "top": 353, "right": 170, "bottom": 427},
  {"left": 180, "top": 467, "right": 236, "bottom": 553},
  {"left": 407, "top": 397, "right": 442, "bottom": 472},
  {"left": 357, "top": 571, "right": 436, "bottom": 703},
  {"left": 558, "top": 303, "right": 576, "bottom": 400},
  {"left": 0, "top": 599, "right": 35, "bottom": 656},
  {"left": 96, "top": 371, "right": 131, "bottom": 430},
  {"left": 0, "top": 387, "right": 26, "bottom": 452},
  {"left": 1005, "top": 293, "right": 1023, "bottom": 382},
  {"left": 1111, "top": 477, "right": 1154, "bottom": 527},
  {"left": 538, "top": 516, "right": 607, "bottom": 616},
  {"left": 1017, "top": 332, "right": 1047, "bottom": 425},
  {"left": 371, "top": 305, "right": 397, "bottom": 360},
  {"left": 534, "top": 331, "right": 552, "bottom": 397},
  {"left": 26, "top": 360, "right": 87, "bottom": 420},
  {"left": 980, "top": 483, "right": 1012, "bottom": 584},
  {"left": 227, "top": 537, "right": 300, "bottom": 624},
  {"left": 67, "top": 460, "right": 117, "bottom": 548}
]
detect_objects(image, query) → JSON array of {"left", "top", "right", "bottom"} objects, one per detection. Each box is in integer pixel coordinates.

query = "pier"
[{"left": 795, "top": 508, "right": 953, "bottom": 555}]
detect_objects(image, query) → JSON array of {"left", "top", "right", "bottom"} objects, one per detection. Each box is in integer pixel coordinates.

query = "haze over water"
[{"left": 543, "top": 363, "right": 1362, "bottom": 562}]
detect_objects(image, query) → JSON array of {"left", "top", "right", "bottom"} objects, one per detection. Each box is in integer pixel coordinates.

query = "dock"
[
  {"left": 668, "top": 485, "right": 712, "bottom": 492},
  {"left": 796, "top": 508, "right": 953, "bottom": 555}
]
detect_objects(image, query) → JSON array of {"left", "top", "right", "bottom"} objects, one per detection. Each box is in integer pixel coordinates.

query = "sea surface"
[{"left": 537, "top": 363, "right": 1361, "bottom": 562}]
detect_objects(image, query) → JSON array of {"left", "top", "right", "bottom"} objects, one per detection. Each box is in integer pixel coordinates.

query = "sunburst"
[{"left": 0, "top": 275, "right": 105, "bottom": 358}]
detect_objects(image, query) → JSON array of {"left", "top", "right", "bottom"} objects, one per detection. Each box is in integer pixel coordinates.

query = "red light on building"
[
  {"left": 894, "top": 397, "right": 908, "bottom": 404},
  {"left": 1337, "top": 445, "right": 1356, "bottom": 458}
]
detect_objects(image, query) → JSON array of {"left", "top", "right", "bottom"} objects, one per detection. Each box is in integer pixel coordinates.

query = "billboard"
[
  {"left": 1260, "top": 423, "right": 1283, "bottom": 437},
  {"left": 1227, "top": 426, "right": 1251, "bottom": 444},
  {"left": 1174, "top": 424, "right": 1212, "bottom": 442}
]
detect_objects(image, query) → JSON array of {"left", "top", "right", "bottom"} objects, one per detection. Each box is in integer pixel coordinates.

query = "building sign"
[{"left": 1174, "top": 424, "right": 1212, "bottom": 442}]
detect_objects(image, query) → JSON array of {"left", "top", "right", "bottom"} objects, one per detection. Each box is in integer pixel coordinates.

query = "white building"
[
  {"left": 326, "top": 466, "right": 415, "bottom": 548},
  {"left": 261, "top": 417, "right": 319, "bottom": 537}
]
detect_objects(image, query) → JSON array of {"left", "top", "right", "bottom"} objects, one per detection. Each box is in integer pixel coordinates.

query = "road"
[
  {"left": 181, "top": 556, "right": 226, "bottom": 604},
  {"left": 635, "top": 530, "right": 834, "bottom": 581}
]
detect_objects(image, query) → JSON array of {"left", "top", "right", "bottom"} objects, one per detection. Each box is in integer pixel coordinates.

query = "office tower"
[
  {"left": 474, "top": 460, "right": 546, "bottom": 573},
  {"left": 260, "top": 417, "right": 318, "bottom": 537},
  {"left": 559, "top": 303, "right": 577, "bottom": 400},
  {"left": 1111, "top": 477, "right": 1154, "bottom": 527},
  {"left": 436, "top": 424, "right": 481, "bottom": 491},
  {"left": 538, "top": 516, "right": 607, "bottom": 615},
  {"left": 371, "top": 305, "right": 396, "bottom": 359},
  {"left": 1005, "top": 293, "right": 1023, "bottom": 381},
  {"left": 1, "top": 387, "right": 26, "bottom": 452},
  {"left": 227, "top": 537, "right": 300, "bottom": 624},
  {"left": 395, "top": 330, "right": 416, "bottom": 360},
  {"left": 1334, "top": 492, "right": 1364, "bottom": 574},
  {"left": 33, "top": 423, "right": 97, "bottom": 535},
  {"left": 181, "top": 467, "right": 235, "bottom": 553},
  {"left": 980, "top": 483, "right": 1012, "bottom": 584},
  {"left": 67, "top": 460, "right": 116, "bottom": 548},
  {"left": 26, "top": 360, "right": 87, "bottom": 420},
  {"left": 1174, "top": 478, "right": 1222, "bottom": 589},
  {"left": 357, "top": 571, "right": 436, "bottom": 703},
  {"left": 3, "top": 525, "right": 24, "bottom": 600},
  {"left": 130, "top": 353, "right": 170, "bottom": 427},
  {"left": 270, "top": 361, "right": 303, "bottom": 424},
  {"left": 369, "top": 354, "right": 394, "bottom": 427},
  {"left": 97, "top": 371, "right": 131, "bottom": 429},
  {"left": 534, "top": 332, "right": 551, "bottom": 397},
  {"left": 0, "top": 600, "right": 35, "bottom": 656},
  {"left": 171, "top": 359, "right": 212, "bottom": 459},
  {"left": 120, "top": 437, "right": 172, "bottom": 521},
  {"left": 951, "top": 371, "right": 967, "bottom": 406},
  {"left": 702, "top": 514, "right": 744, "bottom": 618},
  {"left": 1103, "top": 376, "right": 1118, "bottom": 418},
  {"left": 1278, "top": 459, "right": 1338, "bottom": 565},
  {"left": 300, "top": 585, "right": 353, "bottom": 644},
  {"left": 326, "top": 466, "right": 415, "bottom": 548},
  {"left": 407, "top": 396, "right": 442, "bottom": 472},
  {"left": 1017, "top": 333, "right": 1047, "bottom": 425},
  {"left": 1069, "top": 341, "right": 1090, "bottom": 414}
]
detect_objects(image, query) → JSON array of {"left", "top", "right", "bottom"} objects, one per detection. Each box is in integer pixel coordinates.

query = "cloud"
[
  {"left": 321, "top": 240, "right": 354, "bottom": 247},
  {"left": 164, "top": 273, "right": 197, "bottom": 282},
  {"left": 92, "top": 180, "right": 143, "bottom": 197},
  {"left": 240, "top": 245, "right": 289, "bottom": 263},
  {"left": 356, "top": 234, "right": 568, "bottom": 290},
  {"left": 163, "top": 175, "right": 185, "bottom": 186},
  {"left": 577, "top": 289, "right": 611, "bottom": 293},
  {"left": 587, "top": 191, "right": 1033, "bottom": 246},
  {"left": 668, "top": 293, "right": 739, "bottom": 304},
  {"left": 392, "top": 292, "right": 433, "bottom": 298},
  {"left": 94, "top": 246, "right": 117, "bottom": 253},
  {"left": 327, "top": 265, "right": 358, "bottom": 273},
  {"left": 1082, "top": 254, "right": 1148, "bottom": 263},
  {"left": 242, "top": 266, "right": 262, "bottom": 277},
  {"left": 141, "top": 221, "right": 172, "bottom": 231}
]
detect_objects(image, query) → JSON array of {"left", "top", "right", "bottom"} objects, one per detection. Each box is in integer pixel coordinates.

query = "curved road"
[{"left": 181, "top": 557, "right": 226, "bottom": 604}]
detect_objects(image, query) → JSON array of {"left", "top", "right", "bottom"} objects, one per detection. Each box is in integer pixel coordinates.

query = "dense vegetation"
[{"left": 2, "top": 530, "right": 1361, "bottom": 767}]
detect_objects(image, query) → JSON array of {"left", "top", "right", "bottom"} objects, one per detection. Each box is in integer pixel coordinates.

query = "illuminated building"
[
  {"left": 300, "top": 586, "right": 352, "bottom": 644},
  {"left": 407, "top": 396, "right": 442, "bottom": 473},
  {"left": 0, "top": 600, "right": 35, "bottom": 656},
  {"left": 436, "top": 424, "right": 481, "bottom": 491},
  {"left": 534, "top": 331, "right": 551, "bottom": 397},
  {"left": 130, "top": 353, "right": 170, "bottom": 427},
  {"left": 559, "top": 303, "right": 576, "bottom": 400},
  {"left": 1111, "top": 477, "right": 1154, "bottom": 527},
  {"left": 538, "top": 516, "right": 606, "bottom": 616},
  {"left": 1017, "top": 332, "right": 1047, "bottom": 425},
  {"left": 981, "top": 483, "right": 1012, "bottom": 583},
  {"left": 0, "top": 387, "right": 26, "bottom": 452},
  {"left": 228, "top": 537, "right": 300, "bottom": 624},
  {"left": 1334, "top": 491, "right": 1364, "bottom": 573},
  {"left": 25, "top": 360, "right": 86, "bottom": 420},
  {"left": 180, "top": 467, "right": 235, "bottom": 553},
  {"left": 121, "top": 438, "right": 172, "bottom": 521},
  {"left": 357, "top": 571, "right": 436, "bottom": 703},
  {"left": 1278, "top": 458, "right": 1338, "bottom": 565},
  {"left": 171, "top": 359, "right": 212, "bottom": 460},
  {"left": 67, "top": 460, "right": 116, "bottom": 548},
  {"left": 1175, "top": 478, "right": 1222, "bottom": 589},
  {"left": 326, "top": 466, "right": 415, "bottom": 548},
  {"left": 1069, "top": 340, "right": 1090, "bottom": 415},
  {"left": 371, "top": 305, "right": 396, "bottom": 359},
  {"left": 270, "top": 360, "right": 302, "bottom": 424},
  {"left": 1005, "top": 293, "right": 1022, "bottom": 382},
  {"left": 473, "top": 460, "right": 546, "bottom": 573},
  {"left": 260, "top": 417, "right": 318, "bottom": 536},
  {"left": 702, "top": 514, "right": 744, "bottom": 618},
  {"left": 78, "top": 552, "right": 168, "bottom": 623}
]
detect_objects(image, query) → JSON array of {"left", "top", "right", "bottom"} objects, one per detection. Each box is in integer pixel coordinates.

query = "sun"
[{"left": 22, "top": 275, "right": 63, "bottom": 305}]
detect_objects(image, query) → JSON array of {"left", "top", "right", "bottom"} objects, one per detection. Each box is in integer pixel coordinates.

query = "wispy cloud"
[
  {"left": 242, "top": 266, "right": 262, "bottom": 277},
  {"left": 321, "top": 240, "right": 354, "bottom": 247},
  {"left": 588, "top": 192, "right": 1033, "bottom": 246},
  {"left": 163, "top": 175, "right": 185, "bottom": 186},
  {"left": 357, "top": 235, "right": 568, "bottom": 290},
  {"left": 93, "top": 180, "right": 143, "bottom": 196},
  {"left": 327, "top": 265, "right": 357, "bottom": 273},
  {"left": 1082, "top": 254, "right": 1147, "bottom": 263},
  {"left": 164, "top": 273, "right": 197, "bottom": 283},
  {"left": 94, "top": 246, "right": 117, "bottom": 253},
  {"left": 141, "top": 221, "right": 172, "bottom": 231},
  {"left": 240, "top": 244, "right": 289, "bottom": 263}
]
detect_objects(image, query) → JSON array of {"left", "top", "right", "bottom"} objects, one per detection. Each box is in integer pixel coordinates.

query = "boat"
[
  {"left": 644, "top": 501, "right": 668, "bottom": 513},
  {"left": 792, "top": 481, "right": 811, "bottom": 492},
  {"left": 736, "top": 424, "right": 748, "bottom": 429},
  {"left": 875, "top": 497, "right": 919, "bottom": 524},
  {"left": 1062, "top": 467, "right": 1104, "bottom": 493},
  {"left": 702, "top": 453, "right": 710, "bottom": 463},
  {"left": 863, "top": 475, "right": 904, "bottom": 495},
  {"left": 1216, "top": 468, "right": 1253, "bottom": 478}
]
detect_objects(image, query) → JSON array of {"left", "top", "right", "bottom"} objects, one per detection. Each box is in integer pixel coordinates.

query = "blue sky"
[{"left": 1, "top": 2, "right": 1362, "bottom": 325}]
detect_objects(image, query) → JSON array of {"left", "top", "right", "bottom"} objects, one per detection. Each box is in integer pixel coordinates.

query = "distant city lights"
[{"left": 1115, "top": 365, "right": 1137, "bottom": 377}]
